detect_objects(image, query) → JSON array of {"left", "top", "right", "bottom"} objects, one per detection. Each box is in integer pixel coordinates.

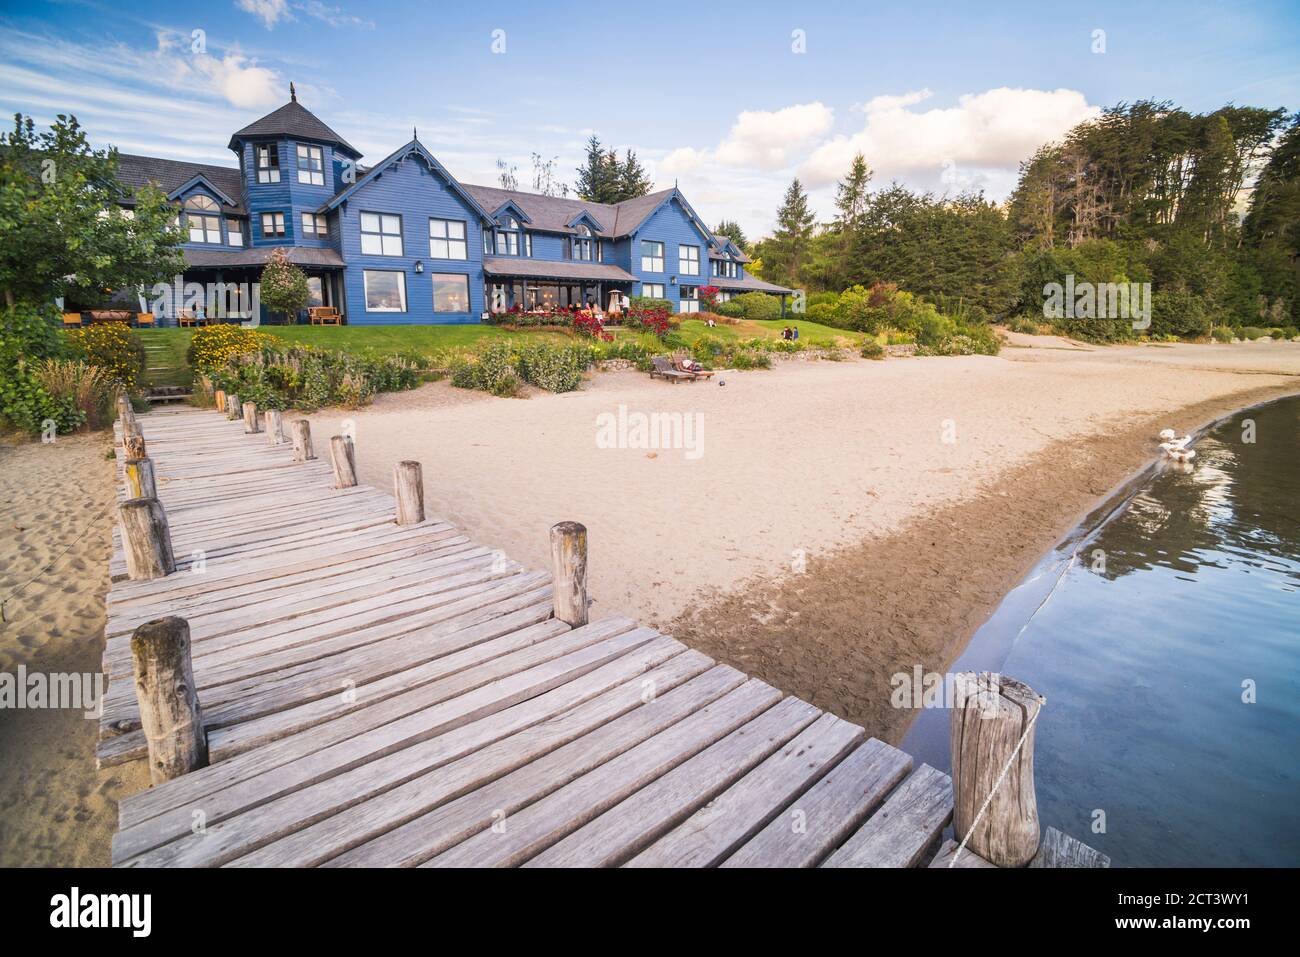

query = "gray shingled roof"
[
  {"left": 183, "top": 247, "right": 344, "bottom": 268},
  {"left": 228, "top": 99, "right": 361, "bottom": 158},
  {"left": 713, "top": 275, "right": 793, "bottom": 294},
  {"left": 116, "top": 154, "right": 246, "bottom": 214},
  {"left": 482, "top": 257, "right": 634, "bottom": 282},
  {"left": 462, "top": 184, "right": 678, "bottom": 239}
]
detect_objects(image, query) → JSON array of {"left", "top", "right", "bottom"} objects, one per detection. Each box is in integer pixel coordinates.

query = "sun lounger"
[
  {"left": 674, "top": 355, "right": 714, "bottom": 378},
  {"left": 649, "top": 356, "right": 696, "bottom": 383}
]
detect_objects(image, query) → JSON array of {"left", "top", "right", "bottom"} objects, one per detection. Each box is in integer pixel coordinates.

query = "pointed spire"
[
  {"left": 413, "top": 126, "right": 418, "bottom": 141},
  {"left": 289, "top": 82, "right": 297, "bottom": 102}
]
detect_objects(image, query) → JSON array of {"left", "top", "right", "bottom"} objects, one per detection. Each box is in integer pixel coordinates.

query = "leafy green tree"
[
  {"left": 764, "top": 178, "right": 816, "bottom": 286},
  {"left": 0, "top": 113, "right": 184, "bottom": 309},
  {"left": 1243, "top": 114, "right": 1300, "bottom": 323},
  {"left": 260, "top": 248, "right": 310, "bottom": 324}
]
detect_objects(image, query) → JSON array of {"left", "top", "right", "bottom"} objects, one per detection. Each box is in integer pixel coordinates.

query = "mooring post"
[
  {"left": 214, "top": 388, "right": 226, "bottom": 413},
  {"left": 243, "top": 400, "right": 261, "bottom": 434},
  {"left": 124, "top": 457, "right": 157, "bottom": 500},
  {"left": 950, "top": 671, "right": 1046, "bottom": 867},
  {"left": 394, "top": 460, "right": 424, "bottom": 525},
  {"left": 123, "top": 431, "right": 147, "bottom": 461},
  {"left": 291, "top": 419, "right": 315, "bottom": 462},
  {"left": 330, "top": 434, "right": 357, "bottom": 488},
  {"left": 118, "top": 496, "right": 176, "bottom": 581},
  {"left": 116, "top": 393, "right": 135, "bottom": 425},
  {"left": 265, "top": 409, "right": 284, "bottom": 445},
  {"left": 130, "top": 616, "right": 207, "bottom": 783},
  {"left": 226, "top": 394, "right": 241, "bottom": 420},
  {"left": 549, "top": 521, "right": 589, "bottom": 627}
]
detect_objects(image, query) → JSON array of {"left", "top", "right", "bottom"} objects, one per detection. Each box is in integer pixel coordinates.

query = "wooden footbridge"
[{"left": 101, "top": 398, "right": 1103, "bottom": 868}]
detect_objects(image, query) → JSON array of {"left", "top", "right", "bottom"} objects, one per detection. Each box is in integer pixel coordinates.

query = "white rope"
[{"left": 948, "top": 692, "right": 1043, "bottom": 868}]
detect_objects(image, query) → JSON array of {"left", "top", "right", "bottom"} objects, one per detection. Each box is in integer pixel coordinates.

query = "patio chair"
[
  {"left": 674, "top": 353, "right": 714, "bottom": 378},
  {"left": 649, "top": 356, "right": 696, "bottom": 383}
]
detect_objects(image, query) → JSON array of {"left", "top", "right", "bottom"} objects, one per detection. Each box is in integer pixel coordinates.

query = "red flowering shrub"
[
  {"left": 573, "top": 311, "right": 613, "bottom": 341},
  {"left": 628, "top": 301, "right": 674, "bottom": 338},
  {"left": 699, "top": 285, "right": 721, "bottom": 311}
]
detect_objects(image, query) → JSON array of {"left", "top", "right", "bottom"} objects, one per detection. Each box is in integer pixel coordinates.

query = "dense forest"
[{"left": 748, "top": 101, "right": 1300, "bottom": 341}]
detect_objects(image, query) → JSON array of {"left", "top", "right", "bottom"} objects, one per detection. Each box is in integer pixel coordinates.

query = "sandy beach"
[
  {"left": 304, "top": 336, "right": 1300, "bottom": 741},
  {"left": 0, "top": 335, "right": 1296, "bottom": 866},
  {"left": 0, "top": 433, "right": 149, "bottom": 867}
]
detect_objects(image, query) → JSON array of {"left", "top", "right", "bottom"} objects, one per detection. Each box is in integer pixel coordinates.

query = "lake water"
[{"left": 903, "top": 395, "right": 1300, "bottom": 867}]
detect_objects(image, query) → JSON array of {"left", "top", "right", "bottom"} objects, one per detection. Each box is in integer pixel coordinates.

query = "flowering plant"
[{"left": 699, "top": 285, "right": 721, "bottom": 311}]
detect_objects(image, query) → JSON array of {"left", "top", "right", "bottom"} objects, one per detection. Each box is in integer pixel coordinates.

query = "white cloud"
[
  {"left": 801, "top": 86, "right": 1100, "bottom": 188},
  {"left": 190, "top": 52, "right": 281, "bottom": 108},
  {"left": 236, "top": 0, "right": 290, "bottom": 29},
  {"left": 661, "top": 102, "right": 834, "bottom": 177}
]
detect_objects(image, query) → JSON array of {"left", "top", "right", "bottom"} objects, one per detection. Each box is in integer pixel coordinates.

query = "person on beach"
[{"left": 792, "top": 326, "right": 800, "bottom": 341}]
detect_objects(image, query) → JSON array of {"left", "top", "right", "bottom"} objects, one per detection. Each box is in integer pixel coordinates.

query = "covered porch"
[
  {"left": 483, "top": 257, "right": 635, "bottom": 318},
  {"left": 175, "top": 247, "right": 347, "bottom": 326}
]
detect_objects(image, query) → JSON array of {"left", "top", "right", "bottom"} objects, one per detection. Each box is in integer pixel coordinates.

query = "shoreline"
[{"left": 670, "top": 377, "right": 1300, "bottom": 744}]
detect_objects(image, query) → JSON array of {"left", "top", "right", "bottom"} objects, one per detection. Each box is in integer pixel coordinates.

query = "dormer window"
[
  {"left": 296, "top": 144, "right": 325, "bottom": 186},
  {"left": 572, "top": 225, "right": 594, "bottom": 261},
  {"left": 495, "top": 217, "right": 521, "bottom": 256},
  {"left": 184, "top": 194, "right": 221, "bottom": 243},
  {"left": 255, "top": 144, "right": 280, "bottom": 184}
]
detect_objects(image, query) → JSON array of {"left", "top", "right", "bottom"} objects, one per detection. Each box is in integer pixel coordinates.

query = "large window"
[
  {"left": 255, "top": 144, "right": 280, "bottom": 184},
  {"left": 260, "top": 211, "right": 286, "bottom": 238},
  {"left": 360, "top": 212, "right": 403, "bottom": 256},
  {"left": 641, "top": 240, "right": 664, "bottom": 272},
  {"left": 572, "top": 225, "right": 594, "bottom": 261},
  {"left": 185, "top": 195, "right": 221, "bottom": 243},
  {"left": 429, "top": 219, "right": 468, "bottom": 260},
  {"left": 679, "top": 285, "right": 700, "bottom": 313},
  {"left": 641, "top": 282, "right": 665, "bottom": 299},
  {"left": 296, "top": 144, "right": 324, "bottom": 185},
  {"left": 363, "top": 270, "right": 406, "bottom": 312},
  {"left": 301, "top": 212, "right": 328, "bottom": 237},
  {"left": 431, "top": 273, "right": 470, "bottom": 313},
  {"left": 679, "top": 244, "right": 700, "bottom": 276},
  {"left": 306, "top": 276, "right": 324, "bottom": 308}
]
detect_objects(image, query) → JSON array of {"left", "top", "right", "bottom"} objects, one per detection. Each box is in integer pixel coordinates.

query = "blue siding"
[
  {"left": 336, "top": 152, "right": 485, "bottom": 325},
  {"left": 628, "top": 197, "right": 714, "bottom": 310}
]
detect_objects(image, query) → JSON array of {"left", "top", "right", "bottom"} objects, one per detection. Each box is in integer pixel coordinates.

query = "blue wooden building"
[{"left": 113, "top": 89, "right": 792, "bottom": 325}]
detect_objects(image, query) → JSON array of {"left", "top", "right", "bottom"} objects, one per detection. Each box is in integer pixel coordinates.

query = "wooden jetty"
[{"left": 101, "top": 402, "right": 1103, "bottom": 868}]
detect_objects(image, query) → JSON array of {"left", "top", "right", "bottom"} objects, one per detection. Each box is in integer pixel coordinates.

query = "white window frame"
[
  {"left": 429, "top": 218, "right": 468, "bottom": 260},
  {"left": 296, "top": 144, "right": 325, "bottom": 186},
  {"left": 679, "top": 244, "right": 700, "bottom": 276},
  {"left": 301, "top": 212, "right": 328, "bottom": 237},
  {"left": 679, "top": 286, "right": 700, "bottom": 313},
  {"left": 260, "top": 211, "right": 285, "bottom": 238},
  {"left": 641, "top": 240, "right": 664, "bottom": 272},
  {"left": 255, "top": 144, "right": 280, "bottom": 184},
  {"left": 361, "top": 212, "right": 403, "bottom": 256},
  {"left": 228, "top": 219, "right": 244, "bottom": 247},
  {"left": 641, "top": 282, "right": 665, "bottom": 299},
  {"left": 363, "top": 269, "right": 407, "bottom": 312},
  {"left": 573, "top": 225, "right": 594, "bottom": 261}
]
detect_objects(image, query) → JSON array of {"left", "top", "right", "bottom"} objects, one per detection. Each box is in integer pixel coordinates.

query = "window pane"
[
  {"left": 449, "top": 239, "right": 467, "bottom": 259},
  {"left": 307, "top": 277, "right": 324, "bottom": 307},
  {"left": 364, "top": 271, "right": 406, "bottom": 311},
  {"left": 382, "top": 234, "right": 403, "bottom": 256},
  {"left": 429, "top": 219, "right": 448, "bottom": 239},
  {"left": 381, "top": 215, "right": 401, "bottom": 234},
  {"left": 360, "top": 212, "right": 380, "bottom": 233},
  {"left": 431, "top": 274, "right": 469, "bottom": 312},
  {"left": 448, "top": 221, "right": 465, "bottom": 239},
  {"left": 361, "top": 234, "right": 382, "bottom": 255}
]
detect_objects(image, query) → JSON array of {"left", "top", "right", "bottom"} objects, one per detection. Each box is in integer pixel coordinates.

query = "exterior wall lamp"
[{"left": 414, "top": 260, "right": 424, "bottom": 273}]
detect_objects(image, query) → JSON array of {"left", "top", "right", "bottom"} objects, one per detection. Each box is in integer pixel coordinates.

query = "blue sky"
[{"left": 2, "top": 0, "right": 1298, "bottom": 235}]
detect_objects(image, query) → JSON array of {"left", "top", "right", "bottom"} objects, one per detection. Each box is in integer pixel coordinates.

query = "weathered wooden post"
[
  {"left": 130, "top": 616, "right": 207, "bottom": 783},
  {"left": 394, "top": 460, "right": 424, "bottom": 525},
  {"left": 214, "top": 388, "right": 226, "bottom": 413},
  {"left": 118, "top": 497, "right": 175, "bottom": 581},
  {"left": 226, "top": 393, "right": 241, "bottom": 420},
  {"left": 330, "top": 434, "right": 357, "bottom": 488},
  {"left": 265, "top": 409, "right": 284, "bottom": 445},
  {"left": 116, "top": 393, "right": 135, "bottom": 424},
  {"left": 291, "top": 419, "right": 315, "bottom": 462},
  {"left": 549, "top": 521, "right": 588, "bottom": 627},
  {"left": 124, "top": 457, "right": 157, "bottom": 500},
  {"left": 123, "top": 431, "right": 147, "bottom": 461},
  {"left": 950, "top": 671, "right": 1046, "bottom": 867},
  {"left": 243, "top": 400, "right": 261, "bottom": 433}
]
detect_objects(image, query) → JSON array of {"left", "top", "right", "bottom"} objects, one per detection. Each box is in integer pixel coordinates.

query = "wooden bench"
[
  {"left": 177, "top": 311, "right": 206, "bottom": 328},
  {"left": 136, "top": 312, "right": 156, "bottom": 327},
  {"left": 309, "top": 307, "right": 341, "bottom": 326},
  {"left": 62, "top": 312, "right": 83, "bottom": 328}
]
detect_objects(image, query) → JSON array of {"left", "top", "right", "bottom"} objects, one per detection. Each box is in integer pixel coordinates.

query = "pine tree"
[
  {"left": 833, "top": 153, "right": 872, "bottom": 230},
  {"left": 575, "top": 135, "right": 613, "bottom": 202},
  {"left": 714, "top": 220, "right": 748, "bottom": 250},
  {"left": 771, "top": 178, "right": 817, "bottom": 285},
  {"left": 617, "top": 150, "right": 653, "bottom": 201}
]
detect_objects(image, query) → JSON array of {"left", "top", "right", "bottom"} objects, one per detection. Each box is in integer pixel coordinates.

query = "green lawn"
[{"left": 137, "top": 316, "right": 866, "bottom": 389}]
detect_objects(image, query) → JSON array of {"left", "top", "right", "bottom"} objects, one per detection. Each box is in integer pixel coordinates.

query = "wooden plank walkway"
[{"left": 104, "top": 405, "right": 954, "bottom": 867}]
